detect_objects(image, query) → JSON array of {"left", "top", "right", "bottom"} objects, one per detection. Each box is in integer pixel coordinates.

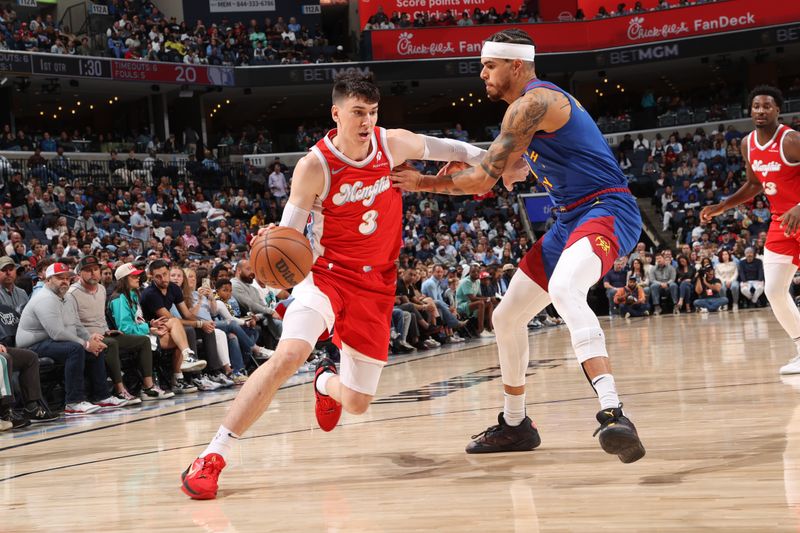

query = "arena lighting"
[
  {"left": 113, "top": 96, "right": 118, "bottom": 101},
  {"left": 225, "top": 99, "right": 230, "bottom": 104},
  {"left": 108, "top": 99, "right": 113, "bottom": 104},
  {"left": 76, "top": 101, "right": 81, "bottom": 106},
  {"left": 452, "top": 102, "right": 456, "bottom": 106},
  {"left": 89, "top": 104, "right": 94, "bottom": 109},
  {"left": 57, "top": 106, "right": 62, "bottom": 111},
  {"left": 39, "top": 111, "right": 44, "bottom": 116},
  {"left": 0, "top": 77, "right": 7, "bottom": 86}
]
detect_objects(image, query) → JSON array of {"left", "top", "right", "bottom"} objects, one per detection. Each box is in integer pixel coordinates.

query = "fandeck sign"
[{"left": 369, "top": 0, "right": 800, "bottom": 60}]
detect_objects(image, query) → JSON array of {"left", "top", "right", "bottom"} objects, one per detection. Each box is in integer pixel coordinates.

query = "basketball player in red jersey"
[
  {"left": 701, "top": 85, "right": 800, "bottom": 375},
  {"left": 180, "top": 73, "right": 527, "bottom": 499}
]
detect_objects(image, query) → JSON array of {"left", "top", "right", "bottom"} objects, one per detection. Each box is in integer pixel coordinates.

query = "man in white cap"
[{"left": 16, "top": 262, "right": 126, "bottom": 415}]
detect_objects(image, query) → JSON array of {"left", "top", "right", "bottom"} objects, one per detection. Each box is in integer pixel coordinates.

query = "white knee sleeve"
[
  {"left": 764, "top": 250, "right": 800, "bottom": 339},
  {"left": 549, "top": 238, "right": 609, "bottom": 364},
  {"left": 570, "top": 327, "right": 608, "bottom": 363},
  {"left": 494, "top": 270, "right": 550, "bottom": 387}
]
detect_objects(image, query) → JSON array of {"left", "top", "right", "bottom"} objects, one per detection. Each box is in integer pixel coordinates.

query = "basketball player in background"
[
  {"left": 181, "top": 73, "right": 527, "bottom": 499},
  {"left": 701, "top": 86, "right": 800, "bottom": 375},
  {"left": 392, "top": 28, "right": 646, "bottom": 463}
]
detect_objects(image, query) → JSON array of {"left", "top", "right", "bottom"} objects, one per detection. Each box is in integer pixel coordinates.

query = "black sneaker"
[
  {"left": 466, "top": 413, "right": 541, "bottom": 454},
  {"left": 173, "top": 378, "right": 198, "bottom": 394},
  {"left": 593, "top": 404, "right": 646, "bottom": 463},
  {"left": 23, "top": 403, "right": 60, "bottom": 423},
  {"left": 1, "top": 410, "right": 31, "bottom": 430}
]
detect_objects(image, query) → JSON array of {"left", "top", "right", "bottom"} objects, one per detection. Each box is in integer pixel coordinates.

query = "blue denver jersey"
[{"left": 521, "top": 79, "right": 628, "bottom": 208}]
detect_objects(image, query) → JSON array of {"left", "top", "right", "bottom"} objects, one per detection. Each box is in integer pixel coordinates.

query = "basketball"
[{"left": 250, "top": 226, "right": 313, "bottom": 289}]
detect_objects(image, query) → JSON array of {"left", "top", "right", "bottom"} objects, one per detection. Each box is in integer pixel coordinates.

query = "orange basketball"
[{"left": 250, "top": 226, "right": 313, "bottom": 289}]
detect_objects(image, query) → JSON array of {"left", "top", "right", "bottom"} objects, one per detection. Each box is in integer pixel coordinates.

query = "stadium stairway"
[{"left": 636, "top": 198, "right": 674, "bottom": 250}]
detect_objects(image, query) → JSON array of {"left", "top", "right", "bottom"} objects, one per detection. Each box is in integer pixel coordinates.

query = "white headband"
[{"left": 481, "top": 41, "right": 536, "bottom": 62}]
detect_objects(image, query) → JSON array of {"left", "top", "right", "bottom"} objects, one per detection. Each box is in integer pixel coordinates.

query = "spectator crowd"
[{"left": 0, "top": 2, "right": 347, "bottom": 66}]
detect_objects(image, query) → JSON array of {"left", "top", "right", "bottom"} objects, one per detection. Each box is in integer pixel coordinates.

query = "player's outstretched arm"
[
  {"left": 386, "top": 128, "right": 487, "bottom": 166},
  {"left": 390, "top": 91, "right": 546, "bottom": 195},
  {"left": 699, "top": 139, "right": 763, "bottom": 223}
]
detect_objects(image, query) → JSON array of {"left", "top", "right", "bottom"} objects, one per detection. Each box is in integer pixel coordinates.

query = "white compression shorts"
[{"left": 281, "top": 273, "right": 386, "bottom": 396}]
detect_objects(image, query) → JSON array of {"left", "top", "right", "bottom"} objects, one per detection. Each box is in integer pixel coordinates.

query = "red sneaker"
[
  {"left": 314, "top": 357, "right": 342, "bottom": 432},
  {"left": 181, "top": 453, "right": 226, "bottom": 500}
]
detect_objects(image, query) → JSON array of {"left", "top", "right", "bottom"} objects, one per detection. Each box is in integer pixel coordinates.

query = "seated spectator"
[
  {"left": 421, "top": 265, "right": 466, "bottom": 343},
  {"left": 0, "top": 256, "right": 28, "bottom": 312},
  {"left": 230, "top": 260, "right": 280, "bottom": 356},
  {"left": 614, "top": 276, "right": 650, "bottom": 318},
  {"left": 0, "top": 260, "right": 58, "bottom": 426},
  {"left": 214, "top": 278, "right": 268, "bottom": 382},
  {"left": 603, "top": 258, "right": 628, "bottom": 315},
  {"left": 16, "top": 262, "right": 123, "bottom": 415},
  {"left": 67, "top": 256, "right": 170, "bottom": 403},
  {"left": 675, "top": 255, "right": 696, "bottom": 313},
  {"left": 715, "top": 249, "right": 740, "bottom": 310},
  {"left": 694, "top": 266, "right": 729, "bottom": 312},
  {"left": 139, "top": 260, "right": 207, "bottom": 394},
  {"left": 738, "top": 247, "right": 764, "bottom": 307},
  {"left": 165, "top": 266, "right": 225, "bottom": 392},
  {"left": 627, "top": 258, "right": 651, "bottom": 298},
  {"left": 456, "top": 265, "right": 494, "bottom": 337},
  {"left": 182, "top": 268, "right": 236, "bottom": 388},
  {"left": 397, "top": 268, "right": 441, "bottom": 349},
  {"left": 649, "top": 252, "right": 678, "bottom": 314}
]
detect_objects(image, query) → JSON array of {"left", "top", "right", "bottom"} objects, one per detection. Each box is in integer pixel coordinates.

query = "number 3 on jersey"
[
  {"left": 359, "top": 210, "right": 378, "bottom": 235},
  {"left": 764, "top": 182, "right": 778, "bottom": 195}
]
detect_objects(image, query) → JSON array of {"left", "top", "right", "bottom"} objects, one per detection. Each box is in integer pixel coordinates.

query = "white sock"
[
  {"left": 592, "top": 374, "right": 620, "bottom": 410},
  {"left": 503, "top": 392, "right": 526, "bottom": 426},
  {"left": 200, "top": 425, "right": 240, "bottom": 460},
  {"left": 182, "top": 348, "right": 194, "bottom": 358},
  {"left": 316, "top": 371, "right": 334, "bottom": 395}
]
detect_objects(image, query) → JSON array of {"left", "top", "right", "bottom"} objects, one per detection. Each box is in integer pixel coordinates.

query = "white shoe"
[
  {"left": 94, "top": 395, "right": 128, "bottom": 409},
  {"left": 720, "top": 305, "right": 728, "bottom": 312},
  {"left": 479, "top": 330, "right": 495, "bottom": 338},
  {"left": 451, "top": 333, "right": 465, "bottom": 343},
  {"left": 423, "top": 338, "right": 440, "bottom": 348},
  {"left": 192, "top": 376, "right": 222, "bottom": 391},
  {"left": 698, "top": 307, "right": 709, "bottom": 313},
  {"left": 208, "top": 371, "right": 235, "bottom": 388},
  {"left": 64, "top": 401, "right": 102, "bottom": 415},
  {"left": 140, "top": 385, "right": 175, "bottom": 401},
  {"left": 780, "top": 355, "right": 800, "bottom": 375},
  {"left": 181, "top": 351, "right": 207, "bottom": 372},
  {"left": 0, "top": 419, "right": 11, "bottom": 431},
  {"left": 733, "top": 304, "right": 739, "bottom": 311},
  {"left": 253, "top": 346, "right": 274, "bottom": 361}
]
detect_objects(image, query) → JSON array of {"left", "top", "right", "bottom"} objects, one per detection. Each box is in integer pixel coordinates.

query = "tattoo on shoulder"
[{"left": 481, "top": 92, "right": 549, "bottom": 179}]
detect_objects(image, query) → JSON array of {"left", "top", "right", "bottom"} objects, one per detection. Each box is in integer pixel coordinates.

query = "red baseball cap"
[
  {"left": 479, "top": 271, "right": 491, "bottom": 279},
  {"left": 45, "top": 263, "right": 72, "bottom": 279}
]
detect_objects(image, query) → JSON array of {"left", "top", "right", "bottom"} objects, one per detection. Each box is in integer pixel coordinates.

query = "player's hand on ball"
[
  {"left": 779, "top": 205, "right": 800, "bottom": 237},
  {"left": 257, "top": 223, "right": 276, "bottom": 237},
  {"left": 700, "top": 204, "right": 724, "bottom": 223},
  {"left": 390, "top": 164, "right": 424, "bottom": 192},
  {"left": 502, "top": 157, "right": 530, "bottom": 192}
]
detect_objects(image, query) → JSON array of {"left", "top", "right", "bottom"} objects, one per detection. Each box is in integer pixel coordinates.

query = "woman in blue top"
[{"left": 108, "top": 263, "right": 174, "bottom": 401}]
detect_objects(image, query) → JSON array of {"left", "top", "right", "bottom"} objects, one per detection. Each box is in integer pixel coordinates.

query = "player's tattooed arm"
[{"left": 391, "top": 91, "right": 547, "bottom": 195}]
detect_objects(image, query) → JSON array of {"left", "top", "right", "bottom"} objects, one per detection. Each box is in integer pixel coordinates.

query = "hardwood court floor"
[{"left": 2, "top": 309, "right": 800, "bottom": 532}]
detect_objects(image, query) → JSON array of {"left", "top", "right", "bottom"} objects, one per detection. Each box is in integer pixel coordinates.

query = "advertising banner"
[
  {"left": 359, "top": 0, "right": 513, "bottom": 27},
  {"left": 209, "top": 0, "right": 276, "bottom": 13},
  {"left": 369, "top": 0, "right": 800, "bottom": 60}
]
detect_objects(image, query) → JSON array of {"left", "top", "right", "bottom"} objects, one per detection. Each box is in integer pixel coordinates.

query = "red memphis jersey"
[
  {"left": 307, "top": 126, "right": 403, "bottom": 268},
  {"left": 747, "top": 124, "right": 800, "bottom": 216}
]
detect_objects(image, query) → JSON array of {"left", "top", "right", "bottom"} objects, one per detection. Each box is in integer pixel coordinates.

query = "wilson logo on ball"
[{"left": 275, "top": 258, "right": 297, "bottom": 285}]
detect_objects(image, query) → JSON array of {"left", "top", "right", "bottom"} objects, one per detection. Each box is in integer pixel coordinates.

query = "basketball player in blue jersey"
[{"left": 392, "top": 28, "right": 645, "bottom": 463}]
